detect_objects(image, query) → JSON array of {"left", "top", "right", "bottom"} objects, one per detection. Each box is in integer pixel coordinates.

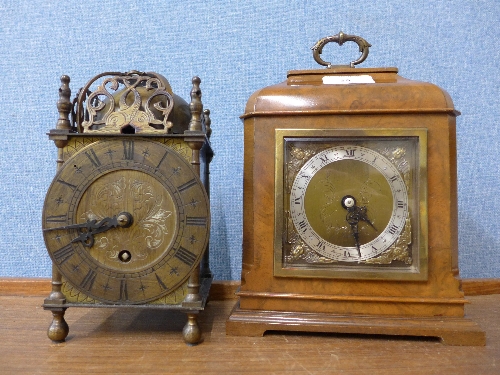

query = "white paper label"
[{"left": 322, "top": 75, "right": 375, "bottom": 85}]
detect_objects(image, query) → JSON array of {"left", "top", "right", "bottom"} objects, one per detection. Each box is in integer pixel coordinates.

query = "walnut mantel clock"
[
  {"left": 42, "top": 71, "right": 213, "bottom": 345},
  {"left": 226, "top": 33, "right": 485, "bottom": 345}
]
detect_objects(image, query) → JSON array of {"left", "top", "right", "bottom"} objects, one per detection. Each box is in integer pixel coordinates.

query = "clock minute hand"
[
  {"left": 44, "top": 212, "right": 133, "bottom": 248},
  {"left": 70, "top": 216, "right": 121, "bottom": 248},
  {"left": 346, "top": 207, "right": 362, "bottom": 257},
  {"left": 43, "top": 220, "right": 101, "bottom": 232},
  {"left": 341, "top": 195, "right": 364, "bottom": 257}
]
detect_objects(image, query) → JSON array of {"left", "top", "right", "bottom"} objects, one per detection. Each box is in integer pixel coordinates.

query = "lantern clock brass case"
[
  {"left": 274, "top": 128, "right": 428, "bottom": 280},
  {"left": 42, "top": 71, "right": 213, "bottom": 345}
]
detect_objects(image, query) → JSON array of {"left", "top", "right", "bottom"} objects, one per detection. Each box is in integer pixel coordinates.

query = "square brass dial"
[{"left": 274, "top": 128, "right": 428, "bottom": 280}]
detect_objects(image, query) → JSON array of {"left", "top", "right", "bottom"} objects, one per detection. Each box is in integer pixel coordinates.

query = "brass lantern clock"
[
  {"left": 42, "top": 71, "right": 213, "bottom": 345},
  {"left": 226, "top": 33, "right": 485, "bottom": 345}
]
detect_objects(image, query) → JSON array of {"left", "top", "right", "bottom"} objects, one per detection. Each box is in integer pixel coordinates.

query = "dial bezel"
[{"left": 274, "top": 128, "right": 428, "bottom": 280}]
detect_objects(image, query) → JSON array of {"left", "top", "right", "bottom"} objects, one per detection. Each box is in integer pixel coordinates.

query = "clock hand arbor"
[
  {"left": 341, "top": 196, "right": 377, "bottom": 257},
  {"left": 44, "top": 212, "right": 133, "bottom": 248}
]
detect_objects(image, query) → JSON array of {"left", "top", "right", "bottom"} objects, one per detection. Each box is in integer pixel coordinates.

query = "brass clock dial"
[
  {"left": 290, "top": 145, "right": 408, "bottom": 261},
  {"left": 42, "top": 138, "right": 210, "bottom": 304},
  {"left": 274, "top": 128, "right": 428, "bottom": 280}
]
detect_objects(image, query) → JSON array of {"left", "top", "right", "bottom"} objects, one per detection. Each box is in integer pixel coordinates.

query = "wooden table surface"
[{"left": 1, "top": 294, "right": 498, "bottom": 374}]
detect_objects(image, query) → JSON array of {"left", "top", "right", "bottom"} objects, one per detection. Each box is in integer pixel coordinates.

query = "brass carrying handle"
[{"left": 311, "top": 32, "right": 371, "bottom": 68}]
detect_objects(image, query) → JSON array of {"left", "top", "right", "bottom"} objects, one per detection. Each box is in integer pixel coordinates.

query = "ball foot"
[
  {"left": 47, "top": 309, "right": 69, "bottom": 342},
  {"left": 182, "top": 313, "right": 202, "bottom": 345}
]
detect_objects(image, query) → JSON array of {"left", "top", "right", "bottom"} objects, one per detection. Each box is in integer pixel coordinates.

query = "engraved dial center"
[
  {"left": 76, "top": 169, "right": 178, "bottom": 272},
  {"left": 303, "top": 158, "right": 393, "bottom": 248}
]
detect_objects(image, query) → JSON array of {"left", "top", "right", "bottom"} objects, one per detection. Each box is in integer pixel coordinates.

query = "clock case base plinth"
[
  {"left": 43, "top": 276, "right": 212, "bottom": 345},
  {"left": 226, "top": 301, "right": 485, "bottom": 346}
]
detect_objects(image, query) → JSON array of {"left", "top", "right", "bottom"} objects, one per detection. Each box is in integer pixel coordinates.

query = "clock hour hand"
[
  {"left": 44, "top": 212, "right": 133, "bottom": 248},
  {"left": 357, "top": 206, "right": 377, "bottom": 232}
]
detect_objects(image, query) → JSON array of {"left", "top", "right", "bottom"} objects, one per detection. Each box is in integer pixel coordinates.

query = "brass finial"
[
  {"left": 203, "top": 109, "right": 212, "bottom": 138},
  {"left": 188, "top": 76, "right": 203, "bottom": 132},
  {"left": 56, "top": 75, "right": 72, "bottom": 131}
]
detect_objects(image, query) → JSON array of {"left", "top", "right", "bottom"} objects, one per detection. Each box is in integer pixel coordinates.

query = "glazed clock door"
[{"left": 274, "top": 128, "right": 428, "bottom": 280}]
